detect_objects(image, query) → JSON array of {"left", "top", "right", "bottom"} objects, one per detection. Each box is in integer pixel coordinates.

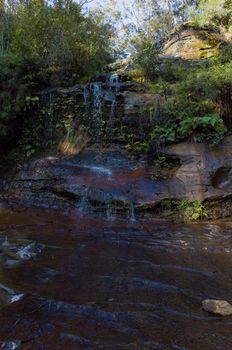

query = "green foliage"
[
  {"left": 133, "top": 1, "right": 232, "bottom": 149},
  {"left": 178, "top": 200, "right": 208, "bottom": 221},
  {"left": 133, "top": 41, "right": 161, "bottom": 80},
  {"left": 0, "top": 1, "right": 114, "bottom": 104},
  {"left": 10, "top": 1, "right": 111, "bottom": 84},
  {"left": 4, "top": 0, "right": 114, "bottom": 83},
  {"left": 151, "top": 125, "right": 176, "bottom": 144},
  {"left": 192, "top": 0, "right": 232, "bottom": 28},
  {"left": 150, "top": 113, "right": 226, "bottom": 145},
  {"left": 143, "top": 56, "right": 229, "bottom": 146},
  {"left": 18, "top": 93, "right": 84, "bottom": 158},
  {"left": 127, "top": 69, "right": 146, "bottom": 83},
  {"left": 178, "top": 114, "right": 226, "bottom": 143},
  {"left": 0, "top": 52, "right": 34, "bottom": 136},
  {"left": 125, "top": 139, "right": 149, "bottom": 154},
  {"left": 160, "top": 199, "right": 178, "bottom": 210},
  {"left": 0, "top": 0, "right": 114, "bottom": 161},
  {"left": 106, "top": 0, "right": 197, "bottom": 55}
]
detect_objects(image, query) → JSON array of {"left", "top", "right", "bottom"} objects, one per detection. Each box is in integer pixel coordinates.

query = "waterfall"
[
  {"left": 93, "top": 84, "right": 103, "bottom": 146},
  {"left": 89, "top": 82, "right": 103, "bottom": 145},
  {"left": 92, "top": 83, "right": 102, "bottom": 110},
  {"left": 80, "top": 74, "right": 121, "bottom": 146},
  {"left": 108, "top": 73, "right": 120, "bottom": 145},
  {"left": 129, "top": 201, "right": 136, "bottom": 222}
]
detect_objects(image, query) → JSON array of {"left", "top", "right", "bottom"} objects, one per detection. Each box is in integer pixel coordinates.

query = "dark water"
[{"left": 0, "top": 207, "right": 232, "bottom": 349}]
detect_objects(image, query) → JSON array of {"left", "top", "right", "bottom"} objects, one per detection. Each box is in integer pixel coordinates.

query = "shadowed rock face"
[
  {"left": 164, "top": 136, "right": 232, "bottom": 203},
  {"left": 163, "top": 23, "right": 223, "bottom": 60},
  {"left": 212, "top": 167, "right": 232, "bottom": 189}
]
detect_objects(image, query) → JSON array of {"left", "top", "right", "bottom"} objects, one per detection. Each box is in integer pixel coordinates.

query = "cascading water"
[
  {"left": 81, "top": 82, "right": 104, "bottom": 145},
  {"left": 81, "top": 73, "right": 121, "bottom": 146},
  {"left": 129, "top": 200, "right": 136, "bottom": 222},
  {"left": 107, "top": 74, "right": 120, "bottom": 145},
  {"left": 109, "top": 73, "right": 120, "bottom": 94},
  {"left": 92, "top": 82, "right": 103, "bottom": 146}
]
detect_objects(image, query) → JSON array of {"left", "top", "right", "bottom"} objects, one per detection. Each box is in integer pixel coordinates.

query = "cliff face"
[{"left": 163, "top": 23, "right": 224, "bottom": 60}]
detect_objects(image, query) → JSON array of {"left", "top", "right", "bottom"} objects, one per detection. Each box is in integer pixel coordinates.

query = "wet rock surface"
[
  {"left": 2, "top": 126, "right": 232, "bottom": 348},
  {"left": 1, "top": 146, "right": 232, "bottom": 348},
  {"left": 0, "top": 208, "right": 232, "bottom": 349},
  {"left": 1, "top": 149, "right": 180, "bottom": 217},
  {"left": 4, "top": 137, "right": 232, "bottom": 219}
]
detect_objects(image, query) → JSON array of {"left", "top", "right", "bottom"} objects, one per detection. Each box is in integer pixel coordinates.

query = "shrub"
[
  {"left": 150, "top": 113, "right": 226, "bottom": 145},
  {"left": 178, "top": 200, "right": 208, "bottom": 221}
]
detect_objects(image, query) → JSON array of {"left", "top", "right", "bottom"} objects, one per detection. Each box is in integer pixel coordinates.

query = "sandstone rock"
[
  {"left": 202, "top": 299, "right": 232, "bottom": 316},
  {"left": 163, "top": 23, "right": 224, "bottom": 60},
  {"left": 122, "top": 91, "right": 163, "bottom": 115},
  {"left": 107, "top": 58, "right": 136, "bottom": 79},
  {"left": 164, "top": 135, "right": 232, "bottom": 202}
]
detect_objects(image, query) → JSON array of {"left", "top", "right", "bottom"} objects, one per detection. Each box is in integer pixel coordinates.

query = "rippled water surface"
[{"left": 0, "top": 207, "right": 232, "bottom": 349}]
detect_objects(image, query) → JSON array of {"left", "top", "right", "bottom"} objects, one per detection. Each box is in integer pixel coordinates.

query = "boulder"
[{"left": 202, "top": 299, "right": 232, "bottom": 316}]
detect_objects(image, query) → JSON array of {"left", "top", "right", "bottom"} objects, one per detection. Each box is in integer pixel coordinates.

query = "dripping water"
[
  {"left": 79, "top": 187, "right": 90, "bottom": 213},
  {"left": 81, "top": 74, "right": 121, "bottom": 146},
  {"left": 92, "top": 82, "right": 103, "bottom": 145},
  {"left": 108, "top": 73, "right": 120, "bottom": 145}
]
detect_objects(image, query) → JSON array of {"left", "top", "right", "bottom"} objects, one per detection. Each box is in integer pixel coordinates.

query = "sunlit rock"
[{"left": 163, "top": 23, "right": 224, "bottom": 60}]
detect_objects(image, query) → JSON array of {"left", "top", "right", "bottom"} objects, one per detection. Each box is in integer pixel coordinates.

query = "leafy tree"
[
  {"left": 0, "top": 0, "right": 114, "bottom": 155},
  {"left": 100, "top": 0, "right": 199, "bottom": 55},
  {"left": 193, "top": 0, "right": 232, "bottom": 29}
]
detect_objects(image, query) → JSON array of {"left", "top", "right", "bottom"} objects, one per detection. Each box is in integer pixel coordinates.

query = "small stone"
[{"left": 202, "top": 299, "right": 232, "bottom": 316}]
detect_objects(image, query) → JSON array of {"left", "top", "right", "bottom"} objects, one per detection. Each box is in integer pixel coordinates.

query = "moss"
[{"left": 127, "top": 69, "right": 146, "bottom": 83}]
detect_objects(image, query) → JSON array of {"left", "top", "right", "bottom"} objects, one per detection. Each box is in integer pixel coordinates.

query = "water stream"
[{"left": 0, "top": 206, "right": 232, "bottom": 349}]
